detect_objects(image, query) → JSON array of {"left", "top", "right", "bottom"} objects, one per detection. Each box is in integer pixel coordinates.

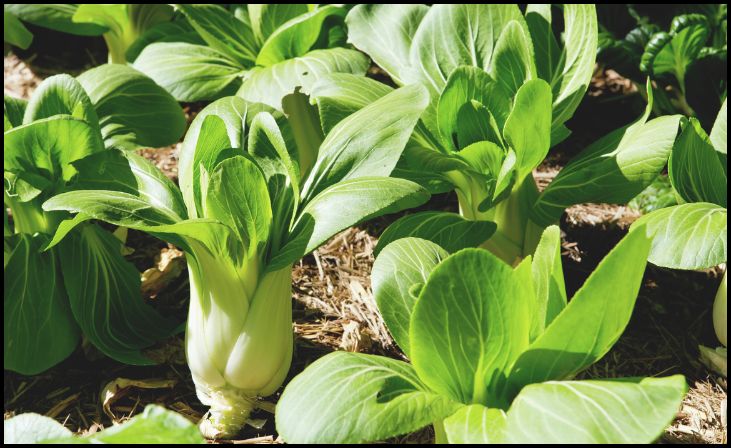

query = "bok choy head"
[
  {"left": 276, "top": 226, "right": 687, "bottom": 444},
  {"left": 44, "top": 84, "right": 431, "bottom": 438},
  {"left": 4, "top": 65, "right": 185, "bottom": 375}
]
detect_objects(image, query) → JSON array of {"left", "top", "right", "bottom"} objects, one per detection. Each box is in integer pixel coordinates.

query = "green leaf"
[
  {"left": 345, "top": 4, "right": 429, "bottom": 85},
  {"left": 634, "top": 203, "right": 727, "bottom": 270},
  {"left": 411, "top": 5, "right": 528, "bottom": 93},
  {"left": 641, "top": 16, "right": 709, "bottom": 85},
  {"left": 489, "top": 20, "right": 537, "bottom": 99},
  {"left": 133, "top": 42, "right": 244, "bottom": 102},
  {"left": 525, "top": 5, "right": 561, "bottom": 90},
  {"left": 4, "top": 4, "right": 106, "bottom": 36},
  {"left": 206, "top": 155, "right": 272, "bottom": 254},
  {"left": 256, "top": 5, "right": 345, "bottom": 66},
  {"left": 3, "top": 412, "right": 73, "bottom": 444},
  {"left": 82, "top": 405, "right": 204, "bottom": 444},
  {"left": 411, "top": 249, "right": 531, "bottom": 406},
  {"left": 5, "top": 116, "right": 104, "bottom": 193},
  {"left": 506, "top": 376, "right": 687, "bottom": 444},
  {"left": 287, "top": 177, "right": 429, "bottom": 262},
  {"left": 443, "top": 404, "right": 507, "bottom": 444},
  {"left": 23, "top": 74, "right": 99, "bottom": 130},
  {"left": 276, "top": 351, "right": 460, "bottom": 444},
  {"left": 4, "top": 234, "right": 80, "bottom": 375},
  {"left": 710, "top": 99, "right": 727, "bottom": 154},
  {"left": 4, "top": 10, "right": 33, "bottom": 49},
  {"left": 125, "top": 19, "right": 205, "bottom": 62},
  {"left": 508, "top": 227, "right": 652, "bottom": 391},
  {"left": 59, "top": 225, "right": 178, "bottom": 365},
  {"left": 529, "top": 225, "right": 567, "bottom": 340},
  {"left": 372, "top": 237, "right": 449, "bottom": 356},
  {"left": 4, "top": 94, "right": 27, "bottom": 131},
  {"left": 310, "top": 73, "right": 394, "bottom": 134},
  {"left": 437, "top": 67, "right": 510, "bottom": 151},
  {"left": 302, "top": 84, "right": 429, "bottom": 200},
  {"left": 247, "top": 4, "right": 309, "bottom": 44},
  {"left": 237, "top": 47, "right": 369, "bottom": 111},
  {"left": 503, "top": 79, "right": 552, "bottom": 179},
  {"left": 176, "top": 4, "right": 257, "bottom": 67},
  {"left": 178, "top": 97, "right": 249, "bottom": 217},
  {"left": 533, "top": 114, "right": 681, "bottom": 226},
  {"left": 549, "top": 5, "right": 598, "bottom": 132},
  {"left": 669, "top": 118, "right": 727, "bottom": 207},
  {"left": 77, "top": 64, "right": 185, "bottom": 150},
  {"left": 375, "top": 211, "right": 496, "bottom": 257}
]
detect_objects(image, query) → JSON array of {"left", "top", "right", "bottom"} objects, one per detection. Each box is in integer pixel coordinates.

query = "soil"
[{"left": 3, "top": 29, "right": 727, "bottom": 445}]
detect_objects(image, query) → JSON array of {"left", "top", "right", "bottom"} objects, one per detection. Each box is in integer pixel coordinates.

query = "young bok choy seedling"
[
  {"left": 43, "top": 85, "right": 431, "bottom": 438},
  {"left": 276, "top": 226, "right": 687, "bottom": 443},
  {"left": 4, "top": 65, "right": 185, "bottom": 374},
  {"left": 132, "top": 4, "right": 369, "bottom": 109},
  {"left": 633, "top": 100, "right": 727, "bottom": 357}
]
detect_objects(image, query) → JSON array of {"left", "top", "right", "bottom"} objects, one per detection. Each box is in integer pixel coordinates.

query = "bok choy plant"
[
  {"left": 132, "top": 4, "right": 369, "bottom": 109},
  {"left": 633, "top": 100, "right": 727, "bottom": 351},
  {"left": 308, "top": 4, "right": 680, "bottom": 265},
  {"left": 43, "top": 85, "right": 431, "bottom": 438},
  {"left": 4, "top": 4, "right": 174, "bottom": 64},
  {"left": 4, "top": 65, "right": 185, "bottom": 375},
  {"left": 276, "top": 226, "right": 688, "bottom": 443}
]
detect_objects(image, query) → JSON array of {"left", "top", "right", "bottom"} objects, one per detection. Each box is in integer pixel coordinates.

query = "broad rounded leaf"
[
  {"left": 634, "top": 203, "right": 727, "bottom": 270},
  {"left": 276, "top": 351, "right": 459, "bottom": 444},
  {"left": 444, "top": 404, "right": 507, "bottom": 444},
  {"left": 3, "top": 412, "right": 73, "bottom": 444}
]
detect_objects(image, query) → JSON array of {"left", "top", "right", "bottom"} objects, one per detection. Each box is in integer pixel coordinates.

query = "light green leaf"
[
  {"left": 4, "top": 94, "right": 27, "bottom": 131},
  {"left": 247, "top": 4, "right": 309, "bottom": 44},
  {"left": 533, "top": 114, "right": 681, "bottom": 226},
  {"left": 3, "top": 412, "right": 73, "bottom": 444},
  {"left": 503, "top": 79, "right": 552, "bottom": 179},
  {"left": 237, "top": 47, "right": 369, "bottom": 111},
  {"left": 4, "top": 4, "right": 106, "bottom": 36},
  {"left": 178, "top": 97, "right": 249, "bottom": 217},
  {"left": 525, "top": 5, "right": 561, "bottom": 91},
  {"left": 289, "top": 177, "right": 429, "bottom": 260},
  {"left": 669, "top": 118, "right": 727, "bottom": 207},
  {"left": 372, "top": 237, "right": 449, "bottom": 356},
  {"left": 4, "top": 116, "right": 103, "bottom": 191},
  {"left": 125, "top": 19, "right": 204, "bottom": 62},
  {"left": 489, "top": 20, "right": 537, "bottom": 99},
  {"left": 77, "top": 64, "right": 185, "bottom": 150},
  {"left": 508, "top": 227, "right": 652, "bottom": 391},
  {"left": 437, "top": 66, "right": 509, "bottom": 151},
  {"left": 4, "top": 234, "right": 80, "bottom": 375},
  {"left": 710, "top": 99, "right": 727, "bottom": 154},
  {"left": 443, "top": 404, "right": 507, "bottom": 444},
  {"left": 345, "top": 4, "right": 429, "bottom": 85},
  {"left": 206, "top": 155, "right": 272, "bottom": 254},
  {"left": 23, "top": 74, "right": 99, "bottom": 130},
  {"left": 82, "top": 405, "right": 204, "bottom": 444},
  {"left": 302, "top": 84, "right": 429, "bottom": 200},
  {"left": 530, "top": 225, "right": 567, "bottom": 340},
  {"left": 506, "top": 376, "right": 687, "bottom": 444},
  {"left": 4, "top": 10, "right": 33, "bottom": 49},
  {"left": 256, "top": 5, "right": 345, "bottom": 66},
  {"left": 276, "top": 351, "right": 460, "bottom": 444},
  {"left": 410, "top": 4, "right": 528, "bottom": 93},
  {"left": 634, "top": 203, "right": 727, "bottom": 270},
  {"left": 59, "top": 225, "right": 178, "bottom": 365},
  {"left": 549, "top": 5, "right": 597, "bottom": 132},
  {"left": 411, "top": 249, "right": 531, "bottom": 407},
  {"left": 133, "top": 42, "right": 244, "bottom": 102},
  {"left": 176, "top": 4, "right": 257, "bottom": 67},
  {"left": 375, "top": 211, "right": 496, "bottom": 257}
]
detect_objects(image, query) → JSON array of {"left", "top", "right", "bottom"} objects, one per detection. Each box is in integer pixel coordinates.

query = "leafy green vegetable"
[
  {"left": 4, "top": 66, "right": 185, "bottom": 374},
  {"left": 4, "top": 405, "right": 204, "bottom": 444},
  {"left": 133, "top": 4, "right": 368, "bottom": 109},
  {"left": 632, "top": 101, "right": 727, "bottom": 347},
  {"left": 276, "top": 226, "right": 687, "bottom": 443},
  {"left": 43, "top": 85, "right": 431, "bottom": 438},
  {"left": 598, "top": 5, "right": 727, "bottom": 125}
]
